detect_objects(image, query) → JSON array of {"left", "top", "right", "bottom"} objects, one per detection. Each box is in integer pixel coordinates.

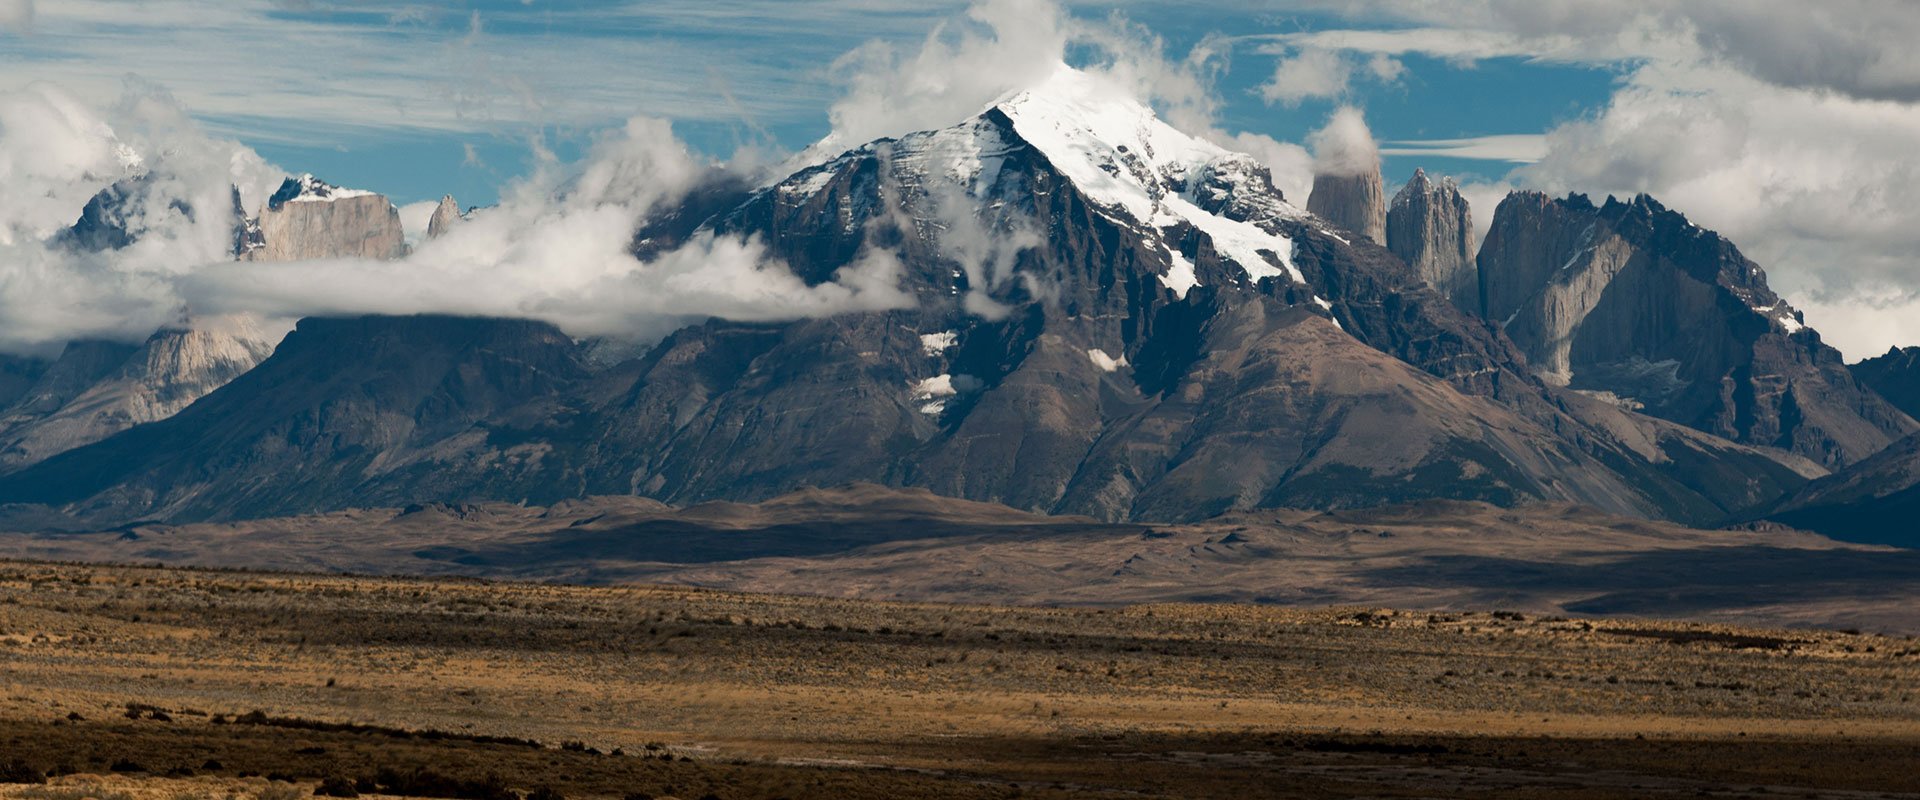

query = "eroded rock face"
[
  {"left": 427, "top": 194, "right": 461, "bottom": 239},
  {"left": 0, "top": 318, "right": 276, "bottom": 471},
  {"left": 1386, "top": 169, "right": 1475, "bottom": 310},
  {"left": 1477, "top": 191, "right": 1916, "bottom": 467},
  {"left": 1307, "top": 171, "right": 1387, "bottom": 246},
  {"left": 242, "top": 175, "right": 406, "bottom": 262}
]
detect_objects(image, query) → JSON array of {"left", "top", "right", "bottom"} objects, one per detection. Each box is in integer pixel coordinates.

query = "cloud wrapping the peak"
[
  {"left": 0, "top": 82, "right": 281, "bottom": 354},
  {"left": 1307, "top": 106, "right": 1379, "bottom": 178},
  {"left": 180, "top": 114, "right": 914, "bottom": 345}
]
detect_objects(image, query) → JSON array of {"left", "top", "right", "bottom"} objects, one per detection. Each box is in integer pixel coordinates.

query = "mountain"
[
  {"left": 1385, "top": 169, "right": 1475, "bottom": 310},
  {"left": 1851, "top": 346, "right": 1920, "bottom": 420},
  {"left": 0, "top": 318, "right": 276, "bottom": 472},
  {"left": 0, "top": 66, "right": 1823, "bottom": 527},
  {"left": 427, "top": 194, "right": 461, "bottom": 239},
  {"left": 1306, "top": 168, "right": 1386, "bottom": 245},
  {"left": 0, "top": 315, "right": 588, "bottom": 521},
  {"left": 241, "top": 174, "right": 407, "bottom": 262},
  {"left": 51, "top": 173, "right": 250, "bottom": 254},
  {"left": 1765, "top": 432, "right": 1920, "bottom": 547},
  {"left": 1475, "top": 191, "right": 1916, "bottom": 468}
]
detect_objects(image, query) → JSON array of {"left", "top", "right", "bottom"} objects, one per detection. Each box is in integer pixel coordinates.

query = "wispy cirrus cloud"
[{"left": 1380, "top": 135, "right": 1547, "bottom": 164}]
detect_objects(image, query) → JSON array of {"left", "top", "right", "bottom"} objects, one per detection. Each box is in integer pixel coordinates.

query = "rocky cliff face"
[
  {"left": 1386, "top": 169, "right": 1475, "bottom": 310},
  {"left": 1851, "top": 346, "right": 1920, "bottom": 420},
  {"left": 1307, "top": 171, "right": 1387, "bottom": 245},
  {"left": 241, "top": 174, "right": 407, "bottom": 262},
  {"left": 427, "top": 194, "right": 461, "bottom": 239},
  {"left": 0, "top": 318, "right": 275, "bottom": 471},
  {"left": 1476, "top": 191, "right": 1915, "bottom": 467}
]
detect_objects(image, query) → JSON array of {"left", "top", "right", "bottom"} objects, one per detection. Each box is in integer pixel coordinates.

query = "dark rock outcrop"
[
  {"left": 1766, "top": 432, "right": 1920, "bottom": 548},
  {"left": 0, "top": 316, "right": 588, "bottom": 520},
  {"left": 1476, "top": 191, "right": 1916, "bottom": 468},
  {"left": 1851, "top": 346, "right": 1920, "bottom": 420},
  {"left": 1385, "top": 168, "right": 1475, "bottom": 310}
]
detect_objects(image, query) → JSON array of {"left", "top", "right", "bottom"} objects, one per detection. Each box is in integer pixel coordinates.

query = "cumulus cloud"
[
  {"left": 1255, "top": 45, "right": 1406, "bottom": 108},
  {"left": 1307, "top": 106, "right": 1380, "bottom": 178},
  {"left": 819, "top": 0, "right": 1069, "bottom": 157},
  {"left": 1259, "top": 48, "right": 1354, "bottom": 107}
]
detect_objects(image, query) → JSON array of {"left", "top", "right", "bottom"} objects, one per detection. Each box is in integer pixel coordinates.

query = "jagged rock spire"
[
  {"left": 1386, "top": 168, "right": 1476, "bottom": 311},
  {"left": 427, "top": 194, "right": 461, "bottom": 239}
]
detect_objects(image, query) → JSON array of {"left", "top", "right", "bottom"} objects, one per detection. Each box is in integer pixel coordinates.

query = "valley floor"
[{"left": 0, "top": 562, "right": 1917, "bottom": 798}]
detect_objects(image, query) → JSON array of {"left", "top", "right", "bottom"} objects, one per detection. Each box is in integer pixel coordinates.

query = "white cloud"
[
  {"left": 0, "top": 82, "right": 281, "bottom": 354},
  {"left": 1259, "top": 47, "right": 1352, "bottom": 107},
  {"left": 179, "top": 115, "right": 913, "bottom": 343},
  {"left": 1307, "top": 105, "right": 1379, "bottom": 178},
  {"left": 0, "top": 83, "right": 918, "bottom": 355},
  {"left": 1380, "top": 134, "right": 1548, "bottom": 164}
]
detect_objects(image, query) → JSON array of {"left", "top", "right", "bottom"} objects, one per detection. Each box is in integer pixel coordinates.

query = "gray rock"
[
  {"left": 427, "top": 194, "right": 461, "bottom": 239},
  {"left": 1307, "top": 171, "right": 1387, "bottom": 245},
  {"left": 242, "top": 174, "right": 406, "bottom": 262},
  {"left": 1386, "top": 168, "right": 1475, "bottom": 310},
  {"left": 0, "top": 318, "right": 275, "bottom": 471}
]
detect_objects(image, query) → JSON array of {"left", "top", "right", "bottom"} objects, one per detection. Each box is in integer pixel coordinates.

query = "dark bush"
[
  {"left": 0, "top": 759, "right": 47, "bottom": 784},
  {"left": 372, "top": 767, "right": 517, "bottom": 800},
  {"left": 109, "top": 758, "right": 146, "bottom": 773},
  {"left": 526, "top": 787, "right": 564, "bottom": 800},
  {"left": 316, "top": 776, "right": 360, "bottom": 797}
]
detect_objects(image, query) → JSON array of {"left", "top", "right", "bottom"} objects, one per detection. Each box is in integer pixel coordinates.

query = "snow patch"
[
  {"left": 910, "top": 372, "right": 980, "bottom": 414},
  {"left": 1086, "top": 348, "right": 1128, "bottom": 373},
  {"left": 275, "top": 173, "right": 377, "bottom": 206},
  {"left": 1160, "top": 250, "right": 1198, "bottom": 299},
  {"left": 919, "top": 330, "right": 958, "bottom": 355}
]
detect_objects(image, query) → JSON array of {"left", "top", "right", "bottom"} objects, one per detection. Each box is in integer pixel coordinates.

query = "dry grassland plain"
[{"left": 0, "top": 561, "right": 1916, "bottom": 798}]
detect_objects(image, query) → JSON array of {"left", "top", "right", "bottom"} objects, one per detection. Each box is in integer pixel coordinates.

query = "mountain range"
[{"left": 0, "top": 65, "right": 1914, "bottom": 549}]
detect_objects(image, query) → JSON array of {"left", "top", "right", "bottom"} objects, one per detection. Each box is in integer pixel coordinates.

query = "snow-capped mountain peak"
[{"left": 991, "top": 64, "right": 1304, "bottom": 294}]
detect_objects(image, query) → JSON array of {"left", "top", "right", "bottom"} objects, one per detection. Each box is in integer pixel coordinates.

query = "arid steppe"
[{"left": 1, "top": 560, "right": 1917, "bottom": 798}]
